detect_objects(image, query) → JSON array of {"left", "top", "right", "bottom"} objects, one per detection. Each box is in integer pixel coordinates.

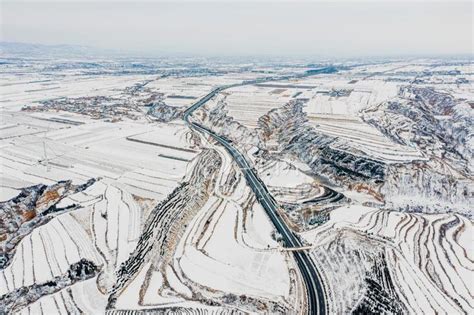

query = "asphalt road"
[{"left": 183, "top": 68, "right": 334, "bottom": 314}]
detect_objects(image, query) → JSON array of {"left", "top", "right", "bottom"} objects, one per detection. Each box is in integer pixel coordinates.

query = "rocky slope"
[
  {"left": 362, "top": 86, "right": 472, "bottom": 215},
  {"left": 254, "top": 93, "right": 472, "bottom": 216},
  {"left": 0, "top": 259, "right": 100, "bottom": 314},
  {"left": 258, "top": 100, "right": 386, "bottom": 191},
  {"left": 195, "top": 97, "right": 260, "bottom": 151},
  {"left": 108, "top": 149, "right": 222, "bottom": 308},
  {"left": 147, "top": 101, "right": 184, "bottom": 122},
  {"left": 0, "top": 179, "right": 97, "bottom": 270}
]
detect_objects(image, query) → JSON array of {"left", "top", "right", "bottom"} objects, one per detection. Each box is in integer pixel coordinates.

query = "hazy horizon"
[{"left": 1, "top": 1, "right": 472, "bottom": 58}]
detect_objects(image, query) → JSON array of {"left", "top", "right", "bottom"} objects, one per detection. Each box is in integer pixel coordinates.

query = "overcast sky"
[{"left": 1, "top": 1, "right": 472, "bottom": 57}]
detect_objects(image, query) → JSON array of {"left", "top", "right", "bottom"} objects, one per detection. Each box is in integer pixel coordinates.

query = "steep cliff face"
[
  {"left": 147, "top": 101, "right": 183, "bottom": 122},
  {"left": 256, "top": 94, "right": 472, "bottom": 216},
  {"left": 362, "top": 86, "right": 472, "bottom": 175},
  {"left": 361, "top": 86, "right": 472, "bottom": 215},
  {"left": 196, "top": 98, "right": 260, "bottom": 150},
  {"left": 382, "top": 162, "right": 472, "bottom": 217},
  {"left": 258, "top": 101, "right": 386, "bottom": 189}
]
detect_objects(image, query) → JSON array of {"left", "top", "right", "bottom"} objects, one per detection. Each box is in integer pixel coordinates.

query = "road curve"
[{"left": 183, "top": 68, "right": 334, "bottom": 315}]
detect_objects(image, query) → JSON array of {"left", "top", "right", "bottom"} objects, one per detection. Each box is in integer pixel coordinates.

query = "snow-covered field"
[{"left": 0, "top": 55, "right": 472, "bottom": 314}]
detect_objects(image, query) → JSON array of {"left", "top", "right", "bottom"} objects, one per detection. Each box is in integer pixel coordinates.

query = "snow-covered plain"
[{"left": 0, "top": 55, "right": 472, "bottom": 314}]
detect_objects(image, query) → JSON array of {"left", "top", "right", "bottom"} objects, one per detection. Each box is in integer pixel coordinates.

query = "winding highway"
[{"left": 183, "top": 68, "right": 334, "bottom": 314}]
